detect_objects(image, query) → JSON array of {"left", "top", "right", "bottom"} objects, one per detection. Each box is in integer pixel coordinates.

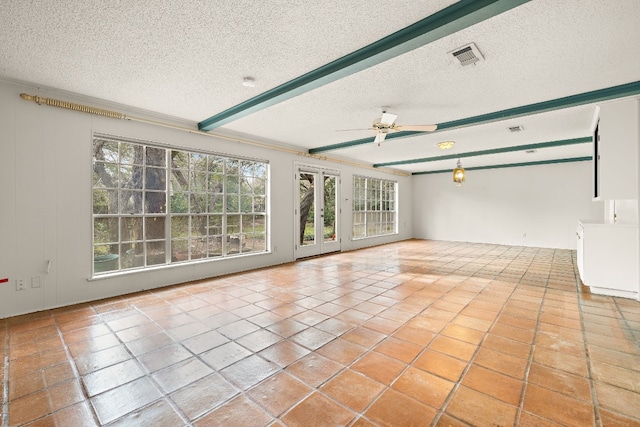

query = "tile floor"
[{"left": 1, "top": 239, "right": 640, "bottom": 426}]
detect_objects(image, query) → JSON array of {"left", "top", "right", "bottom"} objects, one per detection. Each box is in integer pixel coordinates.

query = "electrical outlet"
[
  {"left": 16, "top": 279, "right": 26, "bottom": 291},
  {"left": 32, "top": 276, "right": 42, "bottom": 288}
]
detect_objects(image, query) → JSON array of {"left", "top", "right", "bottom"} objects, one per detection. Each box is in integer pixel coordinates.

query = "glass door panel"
[
  {"left": 296, "top": 167, "right": 340, "bottom": 259},
  {"left": 299, "top": 172, "right": 317, "bottom": 247},
  {"left": 323, "top": 174, "right": 338, "bottom": 244}
]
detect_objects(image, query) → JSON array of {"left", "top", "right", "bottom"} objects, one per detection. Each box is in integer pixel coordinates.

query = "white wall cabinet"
[
  {"left": 596, "top": 98, "right": 639, "bottom": 200},
  {"left": 582, "top": 97, "right": 640, "bottom": 300},
  {"left": 577, "top": 221, "right": 638, "bottom": 299}
]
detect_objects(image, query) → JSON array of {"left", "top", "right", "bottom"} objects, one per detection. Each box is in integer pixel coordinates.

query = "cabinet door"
[
  {"left": 582, "top": 224, "right": 639, "bottom": 294},
  {"left": 598, "top": 99, "right": 639, "bottom": 199}
]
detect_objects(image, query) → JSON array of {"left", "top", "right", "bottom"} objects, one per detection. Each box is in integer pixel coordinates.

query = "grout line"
[
  {"left": 2, "top": 242, "right": 636, "bottom": 426},
  {"left": 133, "top": 285, "right": 336, "bottom": 425},
  {"left": 275, "top": 304, "right": 392, "bottom": 423},
  {"left": 611, "top": 297, "right": 638, "bottom": 336},
  {"left": 513, "top": 250, "right": 552, "bottom": 425},
  {"left": 274, "top": 254, "right": 448, "bottom": 426},
  {"left": 124, "top": 297, "right": 213, "bottom": 427},
  {"left": 436, "top": 246, "right": 536, "bottom": 426},
  {"left": 151, "top": 282, "right": 286, "bottom": 425},
  {"left": 408, "top": 249, "right": 549, "bottom": 425},
  {"left": 573, "top": 250, "right": 603, "bottom": 427},
  {"left": 8, "top": 313, "right": 105, "bottom": 426},
  {"left": 53, "top": 314, "right": 103, "bottom": 427},
  {"left": 67, "top": 301, "right": 196, "bottom": 426},
  {"left": 316, "top": 259, "right": 458, "bottom": 426},
  {"left": 229, "top": 288, "right": 364, "bottom": 425}
]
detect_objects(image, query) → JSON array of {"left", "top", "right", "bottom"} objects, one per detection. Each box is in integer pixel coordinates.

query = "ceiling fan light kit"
[{"left": 370, "top": 109, "right": 437, "bottom": 145}]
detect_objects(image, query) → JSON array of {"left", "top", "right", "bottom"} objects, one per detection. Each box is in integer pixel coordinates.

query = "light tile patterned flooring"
[{"left": 1, "top": 240, "right": 640, "bottom": 426}]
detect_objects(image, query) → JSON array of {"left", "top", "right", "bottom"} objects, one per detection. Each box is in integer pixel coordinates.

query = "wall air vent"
[
  {"left": 508, "top": 125, "right": 524, "bottom": 133},
  {"left": 450, "top": 43, "right": 484, "bottom": 66}
]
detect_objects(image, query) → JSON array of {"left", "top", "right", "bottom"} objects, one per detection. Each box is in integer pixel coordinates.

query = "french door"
[{"left": 296, "top": 166, "right": 340, "bottom": 258}]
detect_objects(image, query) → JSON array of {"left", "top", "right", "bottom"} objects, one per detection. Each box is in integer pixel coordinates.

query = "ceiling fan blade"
[
  {"left": 335, "top": 128, "right": 373, "bottom": 132},
  {"left": 374, "top": 132, "right": 386, "bottom": 144},
  {"left": 380, "top": 113, "right": 397, "bottom": 126},
  {"left": 394, "top": 124, "right": 438, "bottom": 132}
]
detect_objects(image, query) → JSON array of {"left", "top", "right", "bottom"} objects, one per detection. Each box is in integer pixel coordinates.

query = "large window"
[
  {"left": 352, "top": 176, "right": 397, "bottom": 239},
  {"left": 92, "top": 136, "right": 267, "bottom": 275}
]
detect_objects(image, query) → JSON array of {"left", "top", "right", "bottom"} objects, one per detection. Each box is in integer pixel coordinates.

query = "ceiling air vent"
[
  {"left": 525, "top": 149, "right": 537, "bottom": 154},
  {"left": 450, "top": 43, "right": 484, "bottom": 66},
  {"left": 508, "top": 125, "right": 524, "bottom": 133}
]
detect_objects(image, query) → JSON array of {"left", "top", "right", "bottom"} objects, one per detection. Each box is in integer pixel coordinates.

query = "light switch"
[{"left": 32, "top": 276, "right": 42, "bottom": 288}]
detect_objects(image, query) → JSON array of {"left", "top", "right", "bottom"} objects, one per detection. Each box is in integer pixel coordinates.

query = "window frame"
[
  {"left": 352, "top": 175, "right": 397, "bottom": 240},
  {"left": 92, "top": 134, "right": 269, "bottom": 277}
]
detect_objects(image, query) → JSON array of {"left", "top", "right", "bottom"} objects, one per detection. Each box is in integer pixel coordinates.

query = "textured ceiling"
[{"left": 1, "top": 0, "right": 639, "bottom": 174}]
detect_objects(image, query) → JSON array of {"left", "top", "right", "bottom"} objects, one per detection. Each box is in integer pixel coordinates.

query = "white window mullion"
[
  {"left": 142, "top": 158, "right": 147, "bottom": 267},
  {"left": 222, "top": 160, "right": 228, "bottom": 257},
  {"left": 165, "top": 154, "right": 172, "bottom": 264}
]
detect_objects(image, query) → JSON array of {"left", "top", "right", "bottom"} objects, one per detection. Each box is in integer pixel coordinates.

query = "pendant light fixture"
[{"left": 453, "top": 159, "right": 465, "bottom": 186}]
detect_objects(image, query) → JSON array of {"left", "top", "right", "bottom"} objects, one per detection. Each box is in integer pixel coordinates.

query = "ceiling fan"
[{"left": 371, "top": 109, "right": 438, "bottom": 145}]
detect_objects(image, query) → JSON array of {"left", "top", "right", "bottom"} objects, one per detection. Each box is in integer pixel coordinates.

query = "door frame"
[{"left": 294, "top": 163, "right": 341, "bottom": 259}]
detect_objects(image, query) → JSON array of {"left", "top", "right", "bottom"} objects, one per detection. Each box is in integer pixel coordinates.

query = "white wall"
[
  {"left": 0, "top": 80, "right": 412, "bottom": 318},
  {"left": 412, "top": 161, "right": 603, "bottom": 249}
]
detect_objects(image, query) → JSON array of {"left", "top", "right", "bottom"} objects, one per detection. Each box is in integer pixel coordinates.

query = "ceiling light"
[
  {"left": 453, "top": 159, "right": 465, "bottom": 186},
  {"left": 437, "top": 141, "right": 455, "bottom": 150},
  {"left": 242, "top": 77, "right": 256, "bottom": 88}
]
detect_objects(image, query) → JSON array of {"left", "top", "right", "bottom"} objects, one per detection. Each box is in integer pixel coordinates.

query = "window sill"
[
  {"left": 88, "top": 250, "right": 271, "bottom": 281},
  {"left": 351, "top": 232, "right": 398, "bottom": 241}
]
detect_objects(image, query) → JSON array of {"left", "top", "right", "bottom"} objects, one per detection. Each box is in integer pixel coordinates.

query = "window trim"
[
  {"left": 351, "top": 175, "right": 398, "bottom": 240},
  {"left": 91, "top": 133, "right": 270, "bottom": 278}
]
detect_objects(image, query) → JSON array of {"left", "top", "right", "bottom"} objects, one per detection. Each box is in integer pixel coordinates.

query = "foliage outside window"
[
  {"left": 92, "top": 136, "right": 267, "bottom": 275},
  {"left": 299, "top": 172, "right": 337, "bottom": 245},
  {"left": 352, "top": 176, "right": 397, "bottom": 239}
]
